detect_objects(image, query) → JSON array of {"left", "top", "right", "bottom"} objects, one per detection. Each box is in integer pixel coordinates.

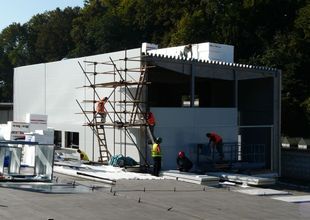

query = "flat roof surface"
[{"left": 0, "top": 174, "right": 309, "bottom": 220}]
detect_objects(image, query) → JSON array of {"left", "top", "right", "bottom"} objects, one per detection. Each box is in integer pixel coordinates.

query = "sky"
[{"left": 0, "top": 0, "right": 85, "bottom": 32}]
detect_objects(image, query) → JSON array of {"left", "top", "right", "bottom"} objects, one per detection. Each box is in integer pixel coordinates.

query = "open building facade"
[{"left": 13, "top": 42, "right": 281, "bottom": 174}]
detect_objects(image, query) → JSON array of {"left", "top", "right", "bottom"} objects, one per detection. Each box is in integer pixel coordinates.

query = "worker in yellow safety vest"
[
  {"left": 152, "top": 137, "right": 162, "bottom": 176},
  {"left": 77, "top": 149, "right": 89, "bottom": 161}
]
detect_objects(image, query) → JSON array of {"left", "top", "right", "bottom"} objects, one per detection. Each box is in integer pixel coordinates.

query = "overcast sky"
[{"left": 0, "top": 0, "right": 85, "bottom": 32}]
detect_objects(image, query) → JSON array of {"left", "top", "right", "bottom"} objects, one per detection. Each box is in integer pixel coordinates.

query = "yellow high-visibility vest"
[
  {"left": 80, "top": 151, "right": 89, "bottom": 161},
  {"left": 152, "top": 143, "right": 161, "bottom": 157}
]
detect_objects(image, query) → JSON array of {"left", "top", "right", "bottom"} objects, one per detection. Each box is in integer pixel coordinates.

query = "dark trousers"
[
  {"left": 153, "top": 157, "right": 161, "bottom": 176},
  {"left": 99, "top": 113, "right": 106, "bottom": 123},
  {"left": 149, "top": 125, "right": 155, "bottom": 138},
  {"left": 216, "top": 141, "right": 224, "bottom": 160},
  {"left": 97, "top": 113, "right": 106, "bottom": 128}
]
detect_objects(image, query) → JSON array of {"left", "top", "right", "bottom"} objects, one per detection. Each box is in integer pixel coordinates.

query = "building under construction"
[{"left": 13, "top": 42, "right": 281, "bottom": 174}]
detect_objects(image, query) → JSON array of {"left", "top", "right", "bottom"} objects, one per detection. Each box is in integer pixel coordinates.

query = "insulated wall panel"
[
  {"left": 14, "top": 64, "right": 46, "bottom": 122},
  {"left": 45, "top": 58, "right": 85, "bottom": 125}
]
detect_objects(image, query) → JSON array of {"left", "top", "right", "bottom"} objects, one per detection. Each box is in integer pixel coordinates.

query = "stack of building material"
[
  {"left": 25, "top": 113, "right": 48, "bottom": 131},
  {"left": 234, "top": 187, "right": 290, "bottom": 196},
  {"left": 0, "top": 114, "right": 49, "bottom": 141},
  {"left": 272, "top": 195, "right": 310, "bottom": 203},
  {"left": 0, "top": 121, "right": 30, "bottom": 140},
  {"left": 53, "top": 162, "right": 159, "bottom": 184},
  {"left": 24, "top": 128, "right": 54, "bottom": 145},
  {"left": 207, "top": 172, "right": 276, "bottom": 186},
  {"left": 147, "top": 42, "right": 234, "bottom": 63},
  {"left": 161, "top": 170, "right": 219, "bottom": 186}
]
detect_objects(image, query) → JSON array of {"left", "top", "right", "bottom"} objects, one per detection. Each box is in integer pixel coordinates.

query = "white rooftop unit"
[{"left": 147, "top": 42, "right": 234, "bottom": 63}]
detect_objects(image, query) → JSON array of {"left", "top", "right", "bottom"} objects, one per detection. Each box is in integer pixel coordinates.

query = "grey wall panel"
[{"left": 151, "top": 107, "right": 238, "bottom": 169}]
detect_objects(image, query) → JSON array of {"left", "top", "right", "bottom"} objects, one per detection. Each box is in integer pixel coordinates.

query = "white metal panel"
[
  {"left": 81, "top": 49, "right": 142, "bottom": 161},
  {"left": 14, "top": 64, "right": 46, "bottom": 122},
  {"left": 45, "top": 58, "right": 85, "bottom": 125}
]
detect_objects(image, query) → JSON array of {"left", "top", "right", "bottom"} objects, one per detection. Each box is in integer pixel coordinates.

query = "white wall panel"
[
  {"left": 45, "top": 58, "right": 85, "bottom": 125},
  {"left": 14, "top": 64, "right": 46, "bottom": 122}
]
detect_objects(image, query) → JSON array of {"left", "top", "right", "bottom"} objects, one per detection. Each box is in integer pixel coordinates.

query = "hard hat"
[
  {"left": 178, "top": 151, "right": 185, "bottom": 158},
  {"left": 155, "top": 137, "right": 162, "bottom": 143}
]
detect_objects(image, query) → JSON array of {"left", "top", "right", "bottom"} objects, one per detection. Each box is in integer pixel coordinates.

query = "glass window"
[
  {"left": 65, "top": 131, "right": 79, "bottom": 148},
  {"left": 54, "top": 130, "right": 62, "bottom": 147}
]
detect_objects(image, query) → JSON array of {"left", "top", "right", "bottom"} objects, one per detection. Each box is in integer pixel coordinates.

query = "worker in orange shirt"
[
  {"left": 147, "top": 111, "right": 156, "bottom": 138},
  {"left": 206, "top": 132, "right": 224, "bottom": 160},
  {"left": 96, "top": 97, "right": 108, "bottom": 127}
]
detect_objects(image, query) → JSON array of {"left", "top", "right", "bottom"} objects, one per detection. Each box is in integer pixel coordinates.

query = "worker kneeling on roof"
[
  {"left": 77, "top": 149, "right": 89, "bottom": 161},
  {"left": 176, "top": 151, "right": 193, "bottom": 172}
]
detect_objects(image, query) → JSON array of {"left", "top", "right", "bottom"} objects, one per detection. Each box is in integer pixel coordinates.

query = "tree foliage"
[{"left": 0, "top": 0, "right": 309, "bottom": 136}]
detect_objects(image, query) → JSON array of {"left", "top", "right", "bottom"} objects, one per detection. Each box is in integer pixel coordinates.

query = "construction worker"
[
  {"left": 206, "top": 132, "right": 224, "bottom": 160},
  {"left": 147, "top": 111, "right": 156, "bottom": 139},
  {"left": 96, "top": 97, "right": 108, "bottom": 127},
  {"left": 77, "top": 149, "right": 89, "bottom": 161},
  {"left": 152, "top": 137, "right": 162, "bottom": 176},
  {"left": 180, "top": 44, "right": 192, "bottom": 59},
  {"left": 176, "top": 151, "right": 193, "bottom": 172}
]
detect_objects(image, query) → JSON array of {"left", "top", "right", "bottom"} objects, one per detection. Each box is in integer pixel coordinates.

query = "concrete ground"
[{"left": 0, "top": 174, "right": 310, "bottom": 220}]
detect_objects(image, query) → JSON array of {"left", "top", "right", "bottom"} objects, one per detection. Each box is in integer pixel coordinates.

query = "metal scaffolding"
[{"left": 76, "top": 51, "right": 153, "bottom": 166}]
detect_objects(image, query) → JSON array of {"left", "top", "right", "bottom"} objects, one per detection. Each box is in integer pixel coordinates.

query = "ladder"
[
  {"left": 129, "top": 66, "right": 147, "bottom": 124},
  {"left": 127, "top": 65, "right": 155, "bottom": 145},
  {"left": 77, "top": 55, "right": 151, "bottom": 166},
  {"left": 94, "top": 115, "right": 111, "bottom": 163},
  {"left": 76, "top": 99, "right": 112, "bottom": 163}
]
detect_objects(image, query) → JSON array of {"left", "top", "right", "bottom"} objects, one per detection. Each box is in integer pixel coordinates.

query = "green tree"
[
  {"left": 0, "top": 23, "right": 28, "bottom": 101},
  {"left": 254, "top": 2, "right": 310, "bottom": 136},
  {"left": 26, "top": 7, "right": 80, "bottom": 63}
]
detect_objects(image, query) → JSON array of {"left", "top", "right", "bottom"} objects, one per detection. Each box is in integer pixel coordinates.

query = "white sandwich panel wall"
[
  {"left": 45, "top": 58, "right": 85, "bottom": 125},
  {"left": 14, "top": 64, "right": 46, "bottom": 122},
  {"left": 14, "top": 48, "right": 142, "bottom": 162}
]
